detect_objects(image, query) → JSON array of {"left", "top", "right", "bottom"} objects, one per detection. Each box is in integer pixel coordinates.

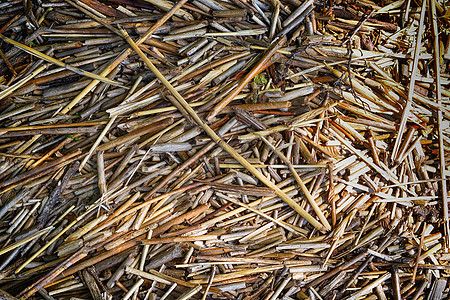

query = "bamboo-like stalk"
[
  {"left": 0, "top": 227, "right": 53, "bottom": 256},
  {"left": 390, "top": 0, "right": 426, "bottom": 160},
  {"left": 78, "top": 76, "right": 142, "bottom": 171},
  {"left": 429, "top": 0, "right": 449, "bottom": 253},
  {"left": 119, "top": 26, "right": 324, "bottom": 231},
  {"left": 97, "top": 117, "right": 174, "bottom": 151},
  {"left": 347, "top": 272, "right": 391, "bottom": 300},
  {"left": 0, "top": 150, "right": 81, "bottom": 189},
  {"left": 142, "top": 235, "right": 218, "bottom": 244},
  {"left": 177, "top": 285, "right": 202, "bottom": 300},
  {"left": 0, "top": 64, "right": 47, "bottom": 101},
  {"left": 15, "top": 218, "right": 80, "bottom": 274},
  {"left": 160, "top": 283, "right": 178, "bottom": 300},
  {"left": 19, "top": 246, "right": 88, "bottom": 299},
  {"left": 257, "top": 134, "right": 331, "bottom": 230},
  {"left": 201, "top": 266, "right": 216, "bottom": 300},
  {"left": 1, "top": 1, "right": 447, "bottom": 299},
  {"left": 330, "top": 128, "right": 403, "bottom": 188},
  {"left": 216, "top": 192, "right": 304, "bottom": 234},
  {"left": 0, "top": 34, "right": 124, "bottom": 88},
  {"left": 59, "top": 0, "right": 190, "bottom": 114},
  {"left": 206, "top": 37, "right": 286, "bottom": 121}
]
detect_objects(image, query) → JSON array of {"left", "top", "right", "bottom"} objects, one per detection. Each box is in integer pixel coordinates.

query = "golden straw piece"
[
  {"left": 0, "top": 34, "right": 125, "bottom": 88},
  {"left": 59, "top": 0, "right": 190, "bottom": 115},
  {"left": 118, "top": 26, "right": 325, "bottom": 232}
]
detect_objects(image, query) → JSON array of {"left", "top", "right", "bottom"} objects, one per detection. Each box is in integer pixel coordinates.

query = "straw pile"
[{"left": 0, "top": 0, "right": 449, "bottom": 299}]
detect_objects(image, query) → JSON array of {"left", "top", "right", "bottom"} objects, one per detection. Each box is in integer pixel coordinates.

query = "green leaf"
[{"left": 254, "top": 73, "right": 267, "bottom": 85}]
